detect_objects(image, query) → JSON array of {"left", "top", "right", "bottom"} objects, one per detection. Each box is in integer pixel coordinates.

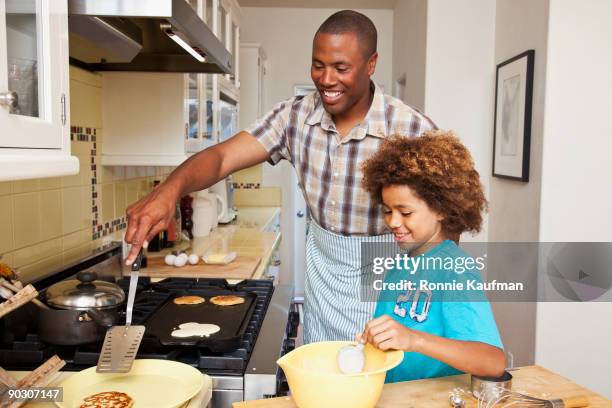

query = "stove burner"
[{"left": 0, "top": 278, "right": 274, "bottom": 376}]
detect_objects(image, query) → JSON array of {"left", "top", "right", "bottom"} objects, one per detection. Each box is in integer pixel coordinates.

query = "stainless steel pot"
[{"left": 38, "top": 271, "right": 125, "bottom": 345}]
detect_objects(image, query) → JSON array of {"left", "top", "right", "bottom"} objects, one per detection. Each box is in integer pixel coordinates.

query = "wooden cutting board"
[
  {"left": 139, "top": 256, "right": 261, "bottom": 280},
  {"left": 233, "top": 365, "right": 612, "bottom": 407}
]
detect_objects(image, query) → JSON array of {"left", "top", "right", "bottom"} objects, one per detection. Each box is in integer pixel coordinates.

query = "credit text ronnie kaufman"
[{"left": 372, "top": 279, "right": 524, "bottom": 292}]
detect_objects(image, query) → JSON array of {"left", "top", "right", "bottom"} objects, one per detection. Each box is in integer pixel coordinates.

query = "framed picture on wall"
[{"left": 492, "top": 49, "right": 535, "bottom": 182}]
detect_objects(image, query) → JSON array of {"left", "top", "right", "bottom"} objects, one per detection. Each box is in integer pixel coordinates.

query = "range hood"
[{"left": 68, "top": 0, "right": 233, "bottom": 74}]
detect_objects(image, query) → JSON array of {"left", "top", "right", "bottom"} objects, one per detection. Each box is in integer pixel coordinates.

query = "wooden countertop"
[
  {"left": 140, "top": 207, "right": 280, "bottom": 281},
  {"left": 233, "top": 365, "right": 612, "bottom": 408}
]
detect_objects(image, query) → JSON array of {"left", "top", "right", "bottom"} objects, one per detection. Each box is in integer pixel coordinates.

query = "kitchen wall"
[
  {"left": 487, "top": 0, "right": 550, "bottom": 368},
  {"left": 392, "top": 0, "right": 427, "bottom": 110},
  {"left": 535, "top": 0, "right": 612, "bottom": 397},
  {"left": 0, "top": 66, "right": 172, "bottom": 283},
  {"left": 392, "top": 0, "right": 496, "bottom": 242},
  {"left": 240, "top": 7, "right": 394, "bottom": 112},
  {"left": 421, "top": 0, "right": 497, "bottom": 243}
]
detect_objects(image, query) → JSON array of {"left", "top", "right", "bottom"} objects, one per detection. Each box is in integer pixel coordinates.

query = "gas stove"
[{"left": 0, "top": 244, "right": 298, "bottom": 408}]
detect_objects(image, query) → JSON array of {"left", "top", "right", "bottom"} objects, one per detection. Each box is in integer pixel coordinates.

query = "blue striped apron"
[{"left": 303, "top": 221, "right": 394, "bottom": 343}]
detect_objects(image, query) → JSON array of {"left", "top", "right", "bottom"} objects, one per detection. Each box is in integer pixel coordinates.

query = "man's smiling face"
[{"left": 311, "top": 32, "right": 377, "bottom": 118}]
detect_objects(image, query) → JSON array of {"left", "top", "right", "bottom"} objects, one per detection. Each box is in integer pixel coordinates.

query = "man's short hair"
[{"left": 316, "top": 10, "right": 377, "bottom": 58}]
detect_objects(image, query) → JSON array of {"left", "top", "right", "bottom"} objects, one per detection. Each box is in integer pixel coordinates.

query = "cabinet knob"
[{"left": 0, "top": 91, "right": 18, "bottom": 109}]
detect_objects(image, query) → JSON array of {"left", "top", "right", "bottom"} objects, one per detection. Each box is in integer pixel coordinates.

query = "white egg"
[
  {"left": 173, "top": 256, "right": 187, "bottom": 267},
  {"left": 188, "top": 254, "right": 199, "bottom": 265},
  {"left": 164, "top": 254, "right": 177, "bottom": 266},
  {"left": 178, "top": 252, "right": 189, "bottom": 261}
]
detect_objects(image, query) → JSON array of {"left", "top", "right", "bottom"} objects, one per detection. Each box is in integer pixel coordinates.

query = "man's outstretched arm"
[{"left": 124, "top": 131, "right": 270, "bottom": 264}]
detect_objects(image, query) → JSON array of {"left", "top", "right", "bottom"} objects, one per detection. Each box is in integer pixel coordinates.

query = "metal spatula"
[{"left": 96, "top": 249, "right": 145, "bottom": 373}]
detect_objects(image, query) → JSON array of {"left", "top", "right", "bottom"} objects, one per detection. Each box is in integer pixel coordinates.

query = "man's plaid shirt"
[{"left": 246, "top": 82, "right": 436, "bottom": 236}]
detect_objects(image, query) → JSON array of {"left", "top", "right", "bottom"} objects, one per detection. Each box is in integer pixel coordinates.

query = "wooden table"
[{"left": 233, "top": 365, "right": 612, "bottom": 407}]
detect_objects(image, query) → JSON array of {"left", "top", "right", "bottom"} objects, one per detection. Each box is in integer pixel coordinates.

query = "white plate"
[{"left": 55, "top": 360, "right": 205, "bottom": 408}]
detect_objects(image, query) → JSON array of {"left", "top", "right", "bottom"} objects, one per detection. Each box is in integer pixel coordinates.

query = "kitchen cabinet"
[
  {"left": 100, "top": 0, "right": 241, "bottom": 166},
  {"left": 216, "top": 0, "right": 241, "bottom": 89},
  {"left": 101, "top": 72, "right": 216, "bottom": 166},
  {"left": 239, "top": 43, "right": 266, "bottom": 129},
  {"left": 0, "top": 0, "right": 78, "bottom": 181},
  {"left": 214, "top": 0, "right": 240, "bottom": 141}
]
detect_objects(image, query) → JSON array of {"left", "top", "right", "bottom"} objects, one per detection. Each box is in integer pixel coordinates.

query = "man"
[{"left": 125, "top": 10, "right": 436, "bottom": 343}]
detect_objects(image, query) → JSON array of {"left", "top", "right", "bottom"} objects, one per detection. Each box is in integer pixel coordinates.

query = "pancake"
[
  {"left": 171, "top": 323, "right": 221, "bottom": 338},
  {"left": 173, "top": 295, "right": 205, "bottom": 305},
  {"left": 79, "top": 391, "right": 134, "bottom": 408},
  {"left": 210, "top": 295, "right": 245, "bottom": 306}
]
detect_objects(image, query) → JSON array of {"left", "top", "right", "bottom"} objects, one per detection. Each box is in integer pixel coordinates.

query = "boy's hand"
[{"left": 357, "top": 315, "right": 420, "bottom": 352}]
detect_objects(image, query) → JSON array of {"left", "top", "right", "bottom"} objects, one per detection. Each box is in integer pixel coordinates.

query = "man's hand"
[
  {"left": 357, "top": 314, "right": 421, "bottom": 352},
  {"left": 124, "top": 184, "right": 179, "bottom": 264}
]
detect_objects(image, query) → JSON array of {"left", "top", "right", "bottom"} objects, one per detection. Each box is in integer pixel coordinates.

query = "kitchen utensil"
[
  {"left": 471, "top": 371, "right": 513, "bottom": 403},
  {"left": 192, "top": 192, "right": 214, "bottom": 238},
  {"left": 0, "top": 355, "right": 65, "bottom": 408},
  {"left": 337, "top": 341, "right": 365, "bottom": 374},
  {"left": 45, "top": 271, "right": 125, "bottom": 310},
  {"left": 0, "top": 284, "right": 39, "bottom": 319},
  {"left": 209, "top": 178, "right": 236, "bottom": 224},
  {"left": 478, "top": 389, "right": 589, "bottom": 408},
  {"left": 57, "top": 360, "right": 206, "bottom": 408},
  {"left": 277, "top": 341, "right": 403, "bottom": 408},
  {"left": 449, "top": 392, "right": 466, "bottom": 408},
  {"left": 145, "top": 289, "right": 257, "bottom": 352},
  {"left": 38, "top": 271, "right": 124, "bottom": 345},
  {"left": 96, "top": 250, "right": 145, "bottom": 373},
  {"left": 0, "top": 277, "right": 49, "bottom": 309}
]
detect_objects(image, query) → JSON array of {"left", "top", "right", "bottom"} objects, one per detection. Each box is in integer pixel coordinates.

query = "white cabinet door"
[{"left": 0, "top": 0, "right": 69, "bottom": 149}]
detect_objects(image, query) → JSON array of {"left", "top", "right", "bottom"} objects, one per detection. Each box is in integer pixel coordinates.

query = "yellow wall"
[{"left": 0, "top": 66, "right": 171, "bottom": 283}]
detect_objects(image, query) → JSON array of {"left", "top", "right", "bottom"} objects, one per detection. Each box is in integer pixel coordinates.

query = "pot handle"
[
  {"left": 214, "top": 193, "right": 226, "bottom": 222},
  {"left": 76, "top": 271, "right": 97, "bottom": 289},
  {"left": 84, "top": 308, "right": 114, "bottom": 328}
]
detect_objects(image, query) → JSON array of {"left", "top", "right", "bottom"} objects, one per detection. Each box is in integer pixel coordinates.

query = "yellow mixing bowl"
[{"left": 277, "top": 341, "right": 403, "bottom": 408}]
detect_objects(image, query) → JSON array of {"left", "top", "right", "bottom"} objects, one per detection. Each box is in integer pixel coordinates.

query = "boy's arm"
[
  {"left": 412, "top": 330, "right": 505, "bottom": 377},
  {"left": 360, "top": 314, "right": 505, "bottom": 378}
]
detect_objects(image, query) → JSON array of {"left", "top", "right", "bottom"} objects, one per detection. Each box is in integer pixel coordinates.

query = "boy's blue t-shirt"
[{"left": 373, "top": 240, "right": 503, "bottom": 383}]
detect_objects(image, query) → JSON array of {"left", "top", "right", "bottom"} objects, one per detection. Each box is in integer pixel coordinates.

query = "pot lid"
[{"left": 46, "top": 271, "right": 125, "bottom": 309}]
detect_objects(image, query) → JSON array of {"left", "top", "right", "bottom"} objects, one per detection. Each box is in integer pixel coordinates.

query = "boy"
[{"left": 359, "top": 130, "right": 505, "bottom": 382}]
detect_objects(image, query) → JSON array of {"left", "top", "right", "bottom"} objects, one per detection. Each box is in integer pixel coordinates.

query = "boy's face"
[{"left": 382, "top": 185, "right": 446, "bottom": 254}]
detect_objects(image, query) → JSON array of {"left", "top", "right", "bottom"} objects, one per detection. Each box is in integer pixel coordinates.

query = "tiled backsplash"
[
  {"left": 0, "top": 67, "right": 172, "bottom": 283},
  {"left": 0, "top": 66, "right": 280, "bottom": 282},
  {"left": 232, "top": 163, "right": 281, "bottom": 207}
]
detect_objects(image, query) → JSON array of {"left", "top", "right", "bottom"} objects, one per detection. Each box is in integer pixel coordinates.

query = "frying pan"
[{"left": 145, "top": 289, "right": 258, "bottom": 352}]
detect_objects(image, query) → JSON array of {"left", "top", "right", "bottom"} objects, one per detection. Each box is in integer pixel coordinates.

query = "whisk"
[
  {"left": 478, "top": 389, "right": 589, "bottom": 408},
  {"left": 449, "top": 387, "right": 589, "bottom": 408}
]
